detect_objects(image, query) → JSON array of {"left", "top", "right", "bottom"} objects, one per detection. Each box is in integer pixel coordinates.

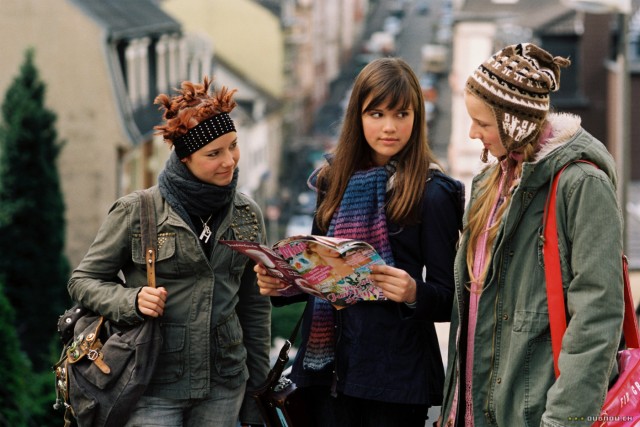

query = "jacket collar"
[
  {"left": 471, "top": 112, "right": 616, "bottom": 197},
  {"left": 520, "top": 112, "right": 617, "bottom": 190},
  {"left": 532, "top": 113, "right": 582, "bottom": 163}
]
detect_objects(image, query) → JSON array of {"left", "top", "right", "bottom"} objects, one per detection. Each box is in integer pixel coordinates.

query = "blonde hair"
[{"left": 465, "top": 141, "right": 538, "bottom": 289}]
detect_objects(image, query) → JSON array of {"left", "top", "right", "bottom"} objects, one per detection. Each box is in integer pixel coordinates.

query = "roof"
[
  {"left": 213, "top": 56, "right": 282, "bottom": 120},
  {"left": 70, "top": 0, "right": 180, "bottom": 40},
  {"left": 253, "top": 0, "right": 282, "bottom": 19},
  {"left": 69, "top": 0, "right": 183, "bottom": 145}
]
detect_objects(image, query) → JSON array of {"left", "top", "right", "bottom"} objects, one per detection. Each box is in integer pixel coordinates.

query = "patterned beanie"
[{"left": 466, "top": 43, "right": 571, "bottom": 152}]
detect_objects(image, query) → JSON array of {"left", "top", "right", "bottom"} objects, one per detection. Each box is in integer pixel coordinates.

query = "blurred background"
[{"left": 0, "top": 0, "right": 638, "bottom": 424}]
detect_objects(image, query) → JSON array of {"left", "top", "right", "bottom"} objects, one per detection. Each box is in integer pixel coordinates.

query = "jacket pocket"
[
  {"left": 132, "top": 232, "right": 180, "bottom": 279},
  {"left": 214, "top": 312, "right": 246, "bottom": 377},
  {"left": 150, "top": 323, "right": 185, "bottom": 384},
  {"left": 513, "top": 310, "right": 550, "bottom": 334},
  {"left": 230, "top": 264, "right": 246, "bottom": 281},
  {"left": 506, "top": 312, "right": 554, "bottom": 425}
]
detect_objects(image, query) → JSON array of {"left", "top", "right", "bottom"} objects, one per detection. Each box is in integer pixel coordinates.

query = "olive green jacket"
[
  {"left": 68, "top": 186, "right": 271, "bottom": 424},
  {"left": 441, "top": 114, "right": 624, "bottom": 427}
]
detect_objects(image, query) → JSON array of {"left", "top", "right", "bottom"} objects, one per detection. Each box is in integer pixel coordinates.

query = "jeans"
[{"left": 124, "top": 382, "right": 246, "bottom": 427}]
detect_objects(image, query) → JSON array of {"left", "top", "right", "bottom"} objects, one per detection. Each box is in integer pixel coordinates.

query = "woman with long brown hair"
[{"left": 255, "top": 57, "right": 464, "bottom": 426}]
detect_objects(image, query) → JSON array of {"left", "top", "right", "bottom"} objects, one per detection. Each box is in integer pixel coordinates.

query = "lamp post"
[
  {"left": 562, "top": 0, "right": 631, "bottom": 253},
  {"left": 616, "top": 11, "right": 631, "bottom": 255}
]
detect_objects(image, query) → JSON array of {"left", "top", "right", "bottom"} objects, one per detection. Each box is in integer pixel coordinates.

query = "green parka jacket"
[
  {"left": 68, "top": 186, "right": 271, "bottom": 424},
  {"left": 440, "top": 113, "right": 625, "bottom": 427}
]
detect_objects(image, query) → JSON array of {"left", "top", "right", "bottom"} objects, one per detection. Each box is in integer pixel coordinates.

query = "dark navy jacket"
[{"left": 274, "top": 169, "right": 464, "bottom": 406}]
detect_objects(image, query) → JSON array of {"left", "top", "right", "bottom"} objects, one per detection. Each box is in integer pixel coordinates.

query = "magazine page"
[
  {"left": 272, "top": 236, "right": 387, "bottom": 309},
  {"left": 307, "top": 235, "right": 378, "bottom": 255},
  {"left": 222, "top": 236, "right": 388, "bottom": 308},
  {"left": 218, "top": 240, "right": 304, "bottom": 297}
]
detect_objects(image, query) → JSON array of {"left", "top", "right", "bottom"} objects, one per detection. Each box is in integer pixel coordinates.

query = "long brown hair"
[{"left": 315, "top": 57, "right": 439, "bottom": 232}]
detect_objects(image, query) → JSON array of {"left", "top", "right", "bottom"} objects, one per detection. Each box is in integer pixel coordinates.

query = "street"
[{"left": 315, "top": 0, "right": 453, "bottom": 167}]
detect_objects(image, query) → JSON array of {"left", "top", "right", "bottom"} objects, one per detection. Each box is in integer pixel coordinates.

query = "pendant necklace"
[{"left": 199, "top": 214, "right": 213, "bottom": 243}]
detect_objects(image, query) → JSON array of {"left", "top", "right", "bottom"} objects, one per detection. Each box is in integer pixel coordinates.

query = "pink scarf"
[{"left": 449, "top": 166, "right": 507, "bottom": 426}]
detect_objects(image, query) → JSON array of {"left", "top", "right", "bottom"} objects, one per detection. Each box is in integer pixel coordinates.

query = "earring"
[{"left": 480, "top": 148, "right": 489, "bottom": 163}]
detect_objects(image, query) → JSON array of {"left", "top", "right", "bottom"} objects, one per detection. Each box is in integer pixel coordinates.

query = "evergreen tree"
[
  {"left": 0, "top": 48, "right": 70, "bottom": 371},
  {"left": 24, "top": 347, "right": 62, "bottom": 427},
  {"left": 0, "top": 282, "right": 29, "bottom": 427}
]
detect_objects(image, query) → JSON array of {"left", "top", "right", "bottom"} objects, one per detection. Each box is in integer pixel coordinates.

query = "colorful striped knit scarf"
[{"left": 303, "top": 164, "right": 396, "bottom": 371}]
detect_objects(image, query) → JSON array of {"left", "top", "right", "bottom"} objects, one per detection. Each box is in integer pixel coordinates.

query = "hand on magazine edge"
[
  {"left": 369, "top": 264, "right": 417, "bottom": 304},
  {"left": 254, "top": 263, "right": 287, "bottom": 296}
]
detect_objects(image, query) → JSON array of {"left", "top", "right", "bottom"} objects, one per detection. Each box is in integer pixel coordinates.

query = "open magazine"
[{"left": 220, "top": 235, "right": 387, "bottom": 309}]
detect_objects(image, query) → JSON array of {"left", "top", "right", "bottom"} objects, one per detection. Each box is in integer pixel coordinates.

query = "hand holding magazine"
[{"left": 220, "top": 235, "right": 387, "bottom": 309}]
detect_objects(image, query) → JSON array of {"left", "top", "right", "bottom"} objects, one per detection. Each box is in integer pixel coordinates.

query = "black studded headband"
[{"left": 173, "top": 113, "right": 236, "bottom": 159}]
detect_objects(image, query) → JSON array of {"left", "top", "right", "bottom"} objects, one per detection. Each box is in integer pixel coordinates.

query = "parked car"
[
  {"left": 383, "top": 16, "right": 402, "bottom": 37},
  {"left": 296, "top": 191, "right": 317, "bottom": 215},
  {"left": 415, "top": 0, "right": 430, "bottom": 15},
  {"left": 355, "top": 52, "right": 383, "bottom": 69},
  {"left": 420, "top": 73, "right": 439, "bottom": 125},
  {"left": 421, "top": 44, "right": 449, "bottom": 74},
  {"left": 286, "top": 214, "right": 314, "bottom": 237},
  {"left": 425, "top": 100, "right": 438, "bottom": 125},
  {"left": 388, "top": 1, "right": 405, "bottom": 19},
  {"left": 364, "top": 31, "right": 396, "bottom": 55}
]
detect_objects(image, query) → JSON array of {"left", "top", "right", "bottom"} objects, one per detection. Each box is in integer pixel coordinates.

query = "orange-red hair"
[{"left": 154, "top": 76, "right": 237, "bottom": 147}]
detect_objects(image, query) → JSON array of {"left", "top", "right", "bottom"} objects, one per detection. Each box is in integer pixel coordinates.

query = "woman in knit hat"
[
  {"left": 68, "top": 77, "right": 271, "bottom": 427},
  {"left": 255, "top": 57, "right": 465, "bottom": 426},
  {"left": 438, "top": 43, "right": 624, "bottom": 426}
]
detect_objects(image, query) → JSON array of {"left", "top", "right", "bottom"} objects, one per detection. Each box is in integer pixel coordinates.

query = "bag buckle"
[{"left": 65, "top": 329, "right": 112, "bottom": 374}]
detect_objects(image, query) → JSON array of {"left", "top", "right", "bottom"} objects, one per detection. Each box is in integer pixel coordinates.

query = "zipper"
[
  {"left": 485, "top": 249, "right": 503, "bottom": 425},
  {"left": 443, "top": 243, "right": 465, "bottom": 421},
  {"left": 331, "top": 308, "right": 342, "bottom": 397}
]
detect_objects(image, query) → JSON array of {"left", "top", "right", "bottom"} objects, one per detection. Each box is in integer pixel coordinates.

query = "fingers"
[
  {"left": 253, "top": 263, "right": 287, "bottom": 296},
  {"left": 369, "top": 266, "right": 417, "bottom": 304},
  {"left": 137, "top": 286, "right": 167, "bottom": 318}
]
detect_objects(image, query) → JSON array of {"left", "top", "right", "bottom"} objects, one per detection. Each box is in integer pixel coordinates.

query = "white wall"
[{"left": 448, "top": 22, "right": 497, "bottom": 200}]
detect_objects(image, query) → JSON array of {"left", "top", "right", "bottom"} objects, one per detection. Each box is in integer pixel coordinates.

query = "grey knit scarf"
[{"left": 158, "top": 151, "right": 238, "bottom": 232}]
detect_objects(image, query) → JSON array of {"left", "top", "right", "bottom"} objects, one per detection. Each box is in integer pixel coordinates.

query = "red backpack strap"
[{"left": 542, "top": 162, "right": 573, "bottom": 378}]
